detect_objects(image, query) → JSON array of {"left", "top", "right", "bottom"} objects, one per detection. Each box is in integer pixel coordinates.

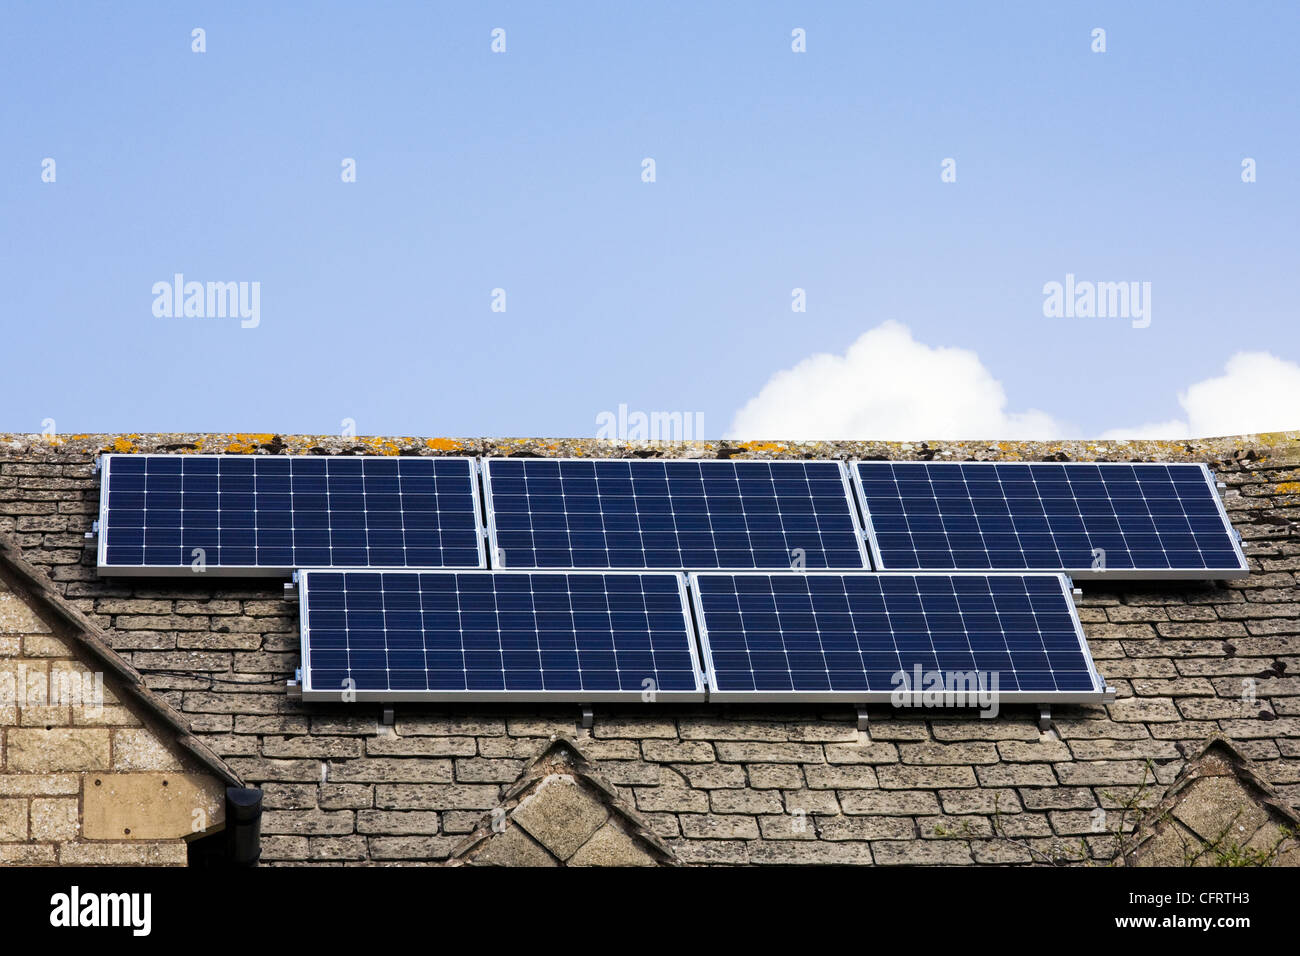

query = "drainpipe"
[{"left": 225, "top": 787, "right": 263, "bottom": 866}]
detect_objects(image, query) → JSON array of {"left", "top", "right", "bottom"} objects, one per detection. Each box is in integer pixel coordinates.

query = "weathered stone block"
[
  {"left": 367, "top": 835, "right": 458, "bottom": 860},
  {"left": 714, "top": 742, "right": 822, "bottom": 763},
  {"left": 746, "top": 765, "right": 805, "bottom": 789},
  {"left": 633, "top": 786, "right": 708, "bottom": 813},
  {"left": 707, "top": 788, "right": 784, "bottom": 814},
  {"left": 260, "top": 808, "right": 355, "bottom": 836},
  {"left": 7, "top": 728, "right": 110, "bottom": 771},
  {"left": 876, "top": 765, "right": 977, "bottom": 789},
  {"left": 672, "top": 762, "right": 745, "bottom": 789},
  {"left": 840, "top": 790, "right": 940, "bottom": 815},
  {"left": 30, "top": 797, "right": 78, "bottom": 841},
  {"left": 59, "top": 842, "right": 188, "bottom": 865},
  {"left": 679, "top": 813, "right": 760, "bottom": 840},
  {"left": 823, "top": 741, "right": 900, "bottom": 764},
  {"left": 355, "top": 810, "right": 440, "bottom": 835},
  {"left": 0, "top": 797, "right": 27, "bottom": 840},
  {"left": 112, "top": 728, "right": 184, "bottom": 771},
  {"left": 0, "top": 590, "right": 52, "bottom": 632},
  {"left": 899, "top": 742, "right": 999, "bottom": 765},
  {"left": 641, "top": 739, "right": 715, "bottom": 763},
  {"left": 803, "top": 764, "right": 879, "bottom": 790},
  {"left": 262, "top": 735, "right": 365, "bottom": 759}
]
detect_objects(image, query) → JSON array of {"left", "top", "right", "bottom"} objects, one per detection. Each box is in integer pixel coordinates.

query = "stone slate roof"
[{"left": 1, "top": 431, "right": 1298, "bottom": 866}]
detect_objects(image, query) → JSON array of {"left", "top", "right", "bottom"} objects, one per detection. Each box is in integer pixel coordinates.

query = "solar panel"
[
  {"left": 297, "top": 569, "right": 706, "bottom": 702},
  {"left": 482, "top": 457, "right": 868, "bottom": 571},
  {"left": 852, "top": 461, "right": 1247, "bottom": 580},
  {"left": 97, "top": 454, "right": 486, "bottom": 576},
  {"left": 690, "top": 572, "right": 1111, "bottom": 704}
]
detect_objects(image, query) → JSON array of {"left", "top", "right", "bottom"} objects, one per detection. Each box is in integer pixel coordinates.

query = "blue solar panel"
[
  {"left": 853, "top": 461, "right": 1247, "bottom": 580},
  {"left": 690, "top": 572, "right": 1109, "bottom": 703},
  {"left": 97, "top": 454, "right": 485, "bottom": 575},
  {"left": 483, "top": 458, "right": 868, "bottom": 571},
  {"left": 297, "top": 570, "right": 706, "bottom": 701}
]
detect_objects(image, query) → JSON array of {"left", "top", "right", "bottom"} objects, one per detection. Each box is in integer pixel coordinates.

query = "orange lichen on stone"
[
  {"left": 360, "top": 437, "right": 402, "bottom": 456},
  {"left": 992, "top": 442, "right": 1023, "bottom": 460},
  {"left": 222, "top": 433, "right": 279, "bottom": 454},
  {"left": 738, "top": 441, "right": 784, "bottom": 453},
  {"left": 1276, "top": 482, "right": 1300, "bottom": 495},
  {"left": 106, "top": 436, "right": 139, "bottom": 454},
  {"left": 425, "top": 438, "right": 462, "bottom": 452}
]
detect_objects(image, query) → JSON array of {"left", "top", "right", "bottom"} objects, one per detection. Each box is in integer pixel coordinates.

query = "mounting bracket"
[
  {"left": 381, "top": 707, "right": 395, "bottom": 727},
  {"left": 579, "top": 706, "right": 594, "bottom": 730},
  {"left": 856, "top": 707, "right": 870, "bottom": 732},
  {"left": 1038, "top": 705, "right": 1052, "bottom": 733}
]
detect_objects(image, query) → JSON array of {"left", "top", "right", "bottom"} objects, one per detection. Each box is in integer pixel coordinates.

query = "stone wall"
[
  {"left": 0, "top": 579, "right": 224, "bottom": 865},
  {"left": 1, "top": 432, "right": 1297, "bottom": 865}
]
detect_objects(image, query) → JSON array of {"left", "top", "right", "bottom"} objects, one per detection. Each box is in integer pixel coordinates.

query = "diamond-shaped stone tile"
[
  {"left": 1171, "top": 776, "right": 1270, "bottom": 843},
  {"left": 568, "top": 821, "right": 659, "bottom": 867},
  {"left": 469, "top": 824, "right": 558, "bottom": 867},
  {"left": 510, "top": 774, "right": 609, "bottom": 860}
]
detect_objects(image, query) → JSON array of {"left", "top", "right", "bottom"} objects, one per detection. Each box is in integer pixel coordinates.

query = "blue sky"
[{"left": 3, "top": 2, "right": 1298, "bottom": 440}]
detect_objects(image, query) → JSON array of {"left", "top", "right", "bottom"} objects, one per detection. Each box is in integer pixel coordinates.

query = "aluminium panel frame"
[
  {"left": 297, "top": 567, "right": 707, "bottom": 703},
  {"left": 96, "top": 453, "right": 488, "bottom": 577},
  {"left": 481, "top": 456, "right": 871, "bottom": 572},
  {"left": 688, "top": 570, "right": 1114, "bottom": 705},
  {"left": 849, "top": 460, "right": 1249, "bottom": 582}
]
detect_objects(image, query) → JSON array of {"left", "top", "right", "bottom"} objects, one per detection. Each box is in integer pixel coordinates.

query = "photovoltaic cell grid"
[
  {"left": 691, "top": 572, "right": 1107, "bottom": 702},
  {"left": 97, "top": 454, "right": 485, "bottom": 575},
  {"left": 483, "top": 458, "right": 867, "bottom": 571},
  {"left": 853, "top": 462, "right": 1247, "bottom": 579},
  {"left": 297, "top": 570, "right": 705, "bottom": 701}
]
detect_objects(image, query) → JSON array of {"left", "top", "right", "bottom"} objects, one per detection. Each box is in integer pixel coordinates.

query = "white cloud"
[
  {"left": 1102, "top": 351, "right": 1300, "bottom": 439},
  {"left": 727, "top": 323, "right": 1300, "bottom": 442},
  {"left": 726, "top": 321, "right": 1067, "bottom": 440}
]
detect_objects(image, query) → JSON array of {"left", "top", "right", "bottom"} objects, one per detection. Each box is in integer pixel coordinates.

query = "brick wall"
[{"left": 1, "top": 433, "right": 1297, "bottom": 865}]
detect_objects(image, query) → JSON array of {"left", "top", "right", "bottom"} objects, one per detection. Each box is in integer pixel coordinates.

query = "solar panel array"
[
  {"left": 691, "top": 572, "right": 1105, "bottom": 702},
  {"left": 483, "top": 457, "right": 867, "bottom": 570},
  {"left": 297, "top": 569, "right": 705, "bottom": 702},
  {"left": 852, "top": 461, "right": 1247, "bottom": 580},
  {"left": 97, "top": 454, "right": 485, "bottom": 575},
  {"left": 95, "top": 451, "right": 1252, "bottom": 707}
]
